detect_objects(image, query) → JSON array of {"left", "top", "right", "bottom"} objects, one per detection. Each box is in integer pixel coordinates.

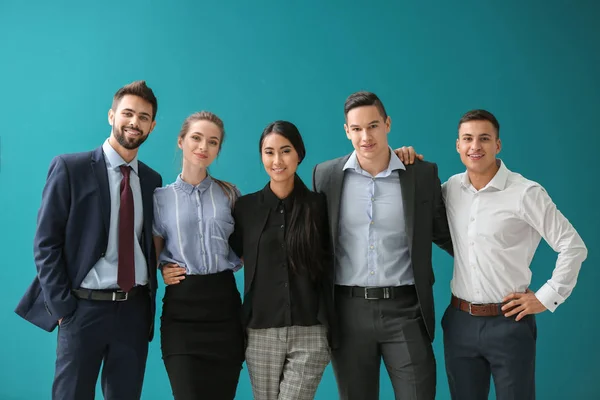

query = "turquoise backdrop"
[{"left": 1, "top": 0, "right": 598, "bottom": 398}]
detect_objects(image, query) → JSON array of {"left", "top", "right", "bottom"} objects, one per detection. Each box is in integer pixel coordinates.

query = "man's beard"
[{"left": 113, "top": 125, "right": 148, "bottom": 150}]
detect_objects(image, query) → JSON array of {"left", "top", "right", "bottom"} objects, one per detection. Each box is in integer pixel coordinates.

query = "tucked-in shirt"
[
  {"left": 81, "top": 139, "right": 147, "bottom": 289},
  {"left": 336, "top": 149, "right": 413, "bottom": 287},
  {"left": 153, "top": 175, "right": 241, "bottom": 275},
  {"left": 442, "top": 160, "right": 588, "bottom": 312},
  {"left": 248, "top": 183, "right": 320, "bottom": 329}
]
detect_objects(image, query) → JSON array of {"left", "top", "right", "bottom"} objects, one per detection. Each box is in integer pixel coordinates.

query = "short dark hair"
[
  {"left": 112, "top": 80, "right": 158, "bottom": 121},
  {"left": 344, "top": 91, "right": 387, "bottom": 120},
  {"left": 458, "top": 109, "right": 500, "bottom": 138}
]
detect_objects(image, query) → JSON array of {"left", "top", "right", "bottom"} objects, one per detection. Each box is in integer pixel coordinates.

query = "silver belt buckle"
[
  {"left": 112, "top": 291, "right": 128, "bottom": 301},
  {"left": 364, "top": 287, "right": 376, "bottom": 300},
  {"left": 364, "top": 287, "right": 390, "bottom": 300}
]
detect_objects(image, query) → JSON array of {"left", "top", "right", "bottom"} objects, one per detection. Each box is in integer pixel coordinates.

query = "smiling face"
[
  {"left": 457, "top": 119, "right": 501, "bottom": 175},
  {"left": 261, "top": 132, "right": 299, "bottom": 185},
  {"left": 344, "top": 105, "right": 391, "bottom": 164},
  {"left": 179, "top": 119, "right": 222, "bottom": 169},
  {"left": 108, "top": 94, "right": 156, "bottom": 150}
]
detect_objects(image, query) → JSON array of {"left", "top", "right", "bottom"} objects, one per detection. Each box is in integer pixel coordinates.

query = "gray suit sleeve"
[{"left": 431, "top": 163, "right": 453, "bottom": 256}]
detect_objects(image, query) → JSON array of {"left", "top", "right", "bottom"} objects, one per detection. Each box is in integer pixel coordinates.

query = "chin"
[{"left": 270, "top": 174, "right": 293, "bottom": 182}]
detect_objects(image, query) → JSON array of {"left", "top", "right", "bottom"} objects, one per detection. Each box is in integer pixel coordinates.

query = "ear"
[
  {"left": 385, "top": 116, "right": 392, "bottom": 134},
  {"left": 456, "top": 138, "right": 460, "bottom": 153},
  {"left": 344, "top": 123, "right": 351, "bottom": 140},
  {"left": 108, "top": 109, "right": 115, "bottom": 126},
  {"left": 147, "top": 120, "right": 157, "bottom": 135},
  {"left": 496, "top": 138, "right": 502, "bottom": 155},
  {"left": 177, "top": 136, "right": 183, "bottom": 150}
]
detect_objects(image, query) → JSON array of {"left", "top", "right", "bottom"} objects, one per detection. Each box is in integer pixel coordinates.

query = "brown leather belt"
[{"left": 451, "top": 295, "right": 502, "bottom": 317}]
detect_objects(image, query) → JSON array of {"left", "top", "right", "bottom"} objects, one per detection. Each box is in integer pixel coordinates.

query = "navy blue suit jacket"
[{"left": 15, "top": 146, "right": 162, "bottom": 340}]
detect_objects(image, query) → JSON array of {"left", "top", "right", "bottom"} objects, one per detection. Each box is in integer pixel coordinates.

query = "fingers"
[
  {"left": 503, "top": 304, "right": 525, "bottom": 317},
  {"left": 515, "top": 310, "right": 529, "bottom": 322},
  {"left": 393, "top": 147, "right": 406, "bottom": 162},
  {"left": 58, "top": 318, "right": 63, "bottom": 326},
  {"left": 502, "top": 292, "right": 520, "bottom": 303},
  {"left": 161, "top": 265, "right": 186, "bottom": 285},
  {"left": 417, "top": 153, "right": 424, "bottom": 161},
  {"left": 501, "top": 298, "right": 520, "bottom": 311}
]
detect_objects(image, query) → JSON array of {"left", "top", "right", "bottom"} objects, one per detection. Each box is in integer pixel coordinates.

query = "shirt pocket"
[{"left": 208, "top": 216, "right": 235, "bottom": 256}]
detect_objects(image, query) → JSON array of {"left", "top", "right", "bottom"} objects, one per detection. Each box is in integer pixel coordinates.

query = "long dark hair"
[{"left": 259, "top": 121, "right": 325, "bottom": 280}]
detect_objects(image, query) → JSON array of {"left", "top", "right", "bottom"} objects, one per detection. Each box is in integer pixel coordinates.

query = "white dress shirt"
[{"left": 442, "top": 160, "right": 587, "bottom": 312}]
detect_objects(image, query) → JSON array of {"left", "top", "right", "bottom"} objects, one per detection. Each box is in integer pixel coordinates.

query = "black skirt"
[{"left": 160, "top": 270, "right": 244, "bottom": 364}]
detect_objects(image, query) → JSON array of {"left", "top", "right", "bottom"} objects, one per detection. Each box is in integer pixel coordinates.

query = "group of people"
[{"left": 15, "top": 80, "right": 587, "bottom": 400}]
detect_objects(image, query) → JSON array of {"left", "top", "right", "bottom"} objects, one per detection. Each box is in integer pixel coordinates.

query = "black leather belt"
[
  {"left": 335, "top": 285, "right": 416, "bottom": 300},
  {"left": 72, "top": 285, "right": 148, "bottom": 301}
]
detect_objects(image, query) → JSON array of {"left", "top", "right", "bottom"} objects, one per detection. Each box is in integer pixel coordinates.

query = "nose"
[
  {"left": 360, "top": 129, "right": 370, "bottom": 141},
  {"left": 471, "top": 139, "right": 482, "bottom": 150},
  {"left": 274, "top": 153, "right": 282, "bottom": 163},
  {"left": 129, "top": 115, "right": 140, "bottom": 128}
]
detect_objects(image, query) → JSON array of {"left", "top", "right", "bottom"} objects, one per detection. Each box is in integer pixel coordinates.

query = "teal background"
[{"left": 1, "top": 0, "right": 598, "bottom": 398}]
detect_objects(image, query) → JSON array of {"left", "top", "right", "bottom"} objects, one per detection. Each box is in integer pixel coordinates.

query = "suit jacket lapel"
[
  {"left": 91, "top": 147, "right": 110, "bottom": 237},
  {"left": 398, "top": 167, "right": 415, "bottom": 255}
]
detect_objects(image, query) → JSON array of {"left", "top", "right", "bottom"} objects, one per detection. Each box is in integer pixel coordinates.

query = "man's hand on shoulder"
[{"left": 393, "top": 146, "right": 424, "bottom": 165}]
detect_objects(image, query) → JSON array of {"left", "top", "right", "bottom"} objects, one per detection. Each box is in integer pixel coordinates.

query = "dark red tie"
[{"left": 118, "top": 165, "right": 135, "bottom": 292}]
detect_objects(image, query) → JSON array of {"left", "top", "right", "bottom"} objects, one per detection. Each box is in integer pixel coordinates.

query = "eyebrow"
[
  {"left": 190, "top": 131, "right": 220, "bottom": 140},
  {"left": 122, "top": 108, "right": 151, "bottom": 118},
  {"left": 349, "top": 120, "right": 380, "bottom": 127},
  {"left": 461, "top": 133, "right": 492, "bottom": 137},
  {"left": 263, "top": 145, "right": 292, "bottom": 150}
]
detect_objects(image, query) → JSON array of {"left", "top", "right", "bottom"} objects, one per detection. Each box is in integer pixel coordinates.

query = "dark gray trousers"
[
  {"left": 442, "top": 305, "right": 537, "bottom": 400},
  {"left": 331, "top": 286, "right": 436, "bottom": 400}
]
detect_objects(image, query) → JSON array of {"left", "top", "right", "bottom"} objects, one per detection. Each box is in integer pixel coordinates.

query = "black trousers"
[
  {"left": 161, "top": 271, "right": 244, "bottom": 400},
  {"left": 331, "top": 285, "right": 436, "bottom": 400},
  {"left": 52, "top": 289, "right": 151, "bottom": 400},
  {"left": 442, "top": 305, "right": 537, "bottom": 400}
]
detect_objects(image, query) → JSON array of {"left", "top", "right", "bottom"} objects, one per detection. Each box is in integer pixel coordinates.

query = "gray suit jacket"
[{"left": 312, "top": 154, "right": 452, "bottom": 341}]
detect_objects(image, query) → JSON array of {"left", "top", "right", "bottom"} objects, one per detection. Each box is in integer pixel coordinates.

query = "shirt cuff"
[{"left": 535, "top": 283, "right": 565, "bottom": 313}]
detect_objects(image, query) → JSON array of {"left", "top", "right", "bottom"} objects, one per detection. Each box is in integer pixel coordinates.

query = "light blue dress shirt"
[
  {"left": 153, "top": 175, "right": 241, "bottom": 275},
  {"left": 81, "top": 139, "right": 148, "bottom": 289},
  {"left": 335, "top": 148, "right": 414, "bottom": 287}
]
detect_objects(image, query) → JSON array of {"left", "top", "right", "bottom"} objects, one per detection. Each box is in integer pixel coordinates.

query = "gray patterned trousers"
[{"left": 246, "top": 325, "right": 330, "bottom": 400}]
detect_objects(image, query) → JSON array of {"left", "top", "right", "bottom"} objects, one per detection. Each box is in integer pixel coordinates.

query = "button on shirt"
[
  {"left": 336, "top": 149, "right": 413, "bottom": 287},
  {"left": 81, "top": 139, "right": 147, "bottom": 289},
  {"left": 442, "top": 160, "right": 588, "bottom": 312},
  {"left": 248, "top": 183, "right": 320, "bottom": 329},
  {"left": 153, "top": 175, "right": 241, "bottom": 275}
]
